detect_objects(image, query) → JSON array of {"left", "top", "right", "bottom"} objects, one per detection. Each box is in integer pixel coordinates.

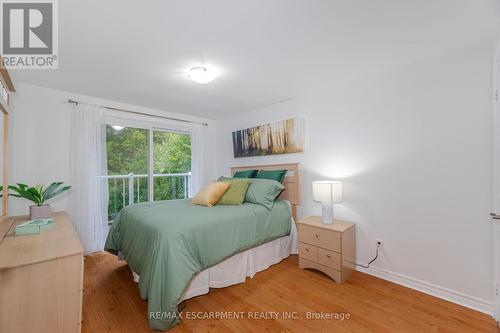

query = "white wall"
[
  {"left": 9, "top": 82, "right": 218, "bottom": 215},
  {"left": 216, "top": 42, "right": 495, "bottom": 312}
]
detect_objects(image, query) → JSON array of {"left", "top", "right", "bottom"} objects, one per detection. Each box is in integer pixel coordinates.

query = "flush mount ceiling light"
[{"left": 187, "top": 66, "right": 217, "bottom": 84}]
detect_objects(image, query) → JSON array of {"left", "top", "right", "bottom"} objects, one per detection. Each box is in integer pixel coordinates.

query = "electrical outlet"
[{"left": 376, "top": 239, "right": 383, "bottom": 249}]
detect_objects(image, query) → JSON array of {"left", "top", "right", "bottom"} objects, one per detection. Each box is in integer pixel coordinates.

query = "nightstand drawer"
[
  {"left": 298, "top": 224, "right": 341, "bottom": 252},
  {"left": 299, "top": 242, "right": 318, "bottom": 262},
  {"left": 299, "top": 258, "right": 342, "bottom": 283},
  {"left": 318, "top": 248, "right": 341, "bottom": 270}
]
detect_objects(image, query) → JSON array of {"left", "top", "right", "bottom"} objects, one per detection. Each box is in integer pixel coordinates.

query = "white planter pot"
[{"left": 29, "top": 204, "right": 52, "bottom": 220}]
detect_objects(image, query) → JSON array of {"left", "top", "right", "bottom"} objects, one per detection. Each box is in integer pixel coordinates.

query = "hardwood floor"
[{"left": 83, "top": 252, "right": 499, "bottom": 333}]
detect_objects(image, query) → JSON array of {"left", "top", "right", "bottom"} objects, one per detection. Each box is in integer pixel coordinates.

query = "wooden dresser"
[
  {"left": 298, "top": 216, "right": 355, "bottom": 283},
  {"left": 0, "top": 212, "right": 84, "bottom": 333}
]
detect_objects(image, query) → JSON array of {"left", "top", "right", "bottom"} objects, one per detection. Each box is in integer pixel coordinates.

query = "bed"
[{"left": 104, "top": 163, "right": 300, "bottom": 330}]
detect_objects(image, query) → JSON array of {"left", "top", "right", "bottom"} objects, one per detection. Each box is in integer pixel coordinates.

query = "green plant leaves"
[
  {"left": 42, "top": 182, "right": 63, "bottom": 201},
  {"left": 8, "top": 182, "right": 72, "bottom": 205},
  {"left": 43, "top": 183, "right": 72, "bottom": 202},
  {"left": 9, "top": 184, "right": 41, "bottom": 204}
]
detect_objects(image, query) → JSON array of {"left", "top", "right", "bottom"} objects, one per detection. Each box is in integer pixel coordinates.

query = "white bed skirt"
[{"left": 130, "top": 221, "right": 298, "bottom": 302}]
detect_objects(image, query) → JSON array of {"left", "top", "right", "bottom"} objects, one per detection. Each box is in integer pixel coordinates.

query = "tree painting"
[{"left": 232, "top": 118, "right": 304, "bottom": 158}]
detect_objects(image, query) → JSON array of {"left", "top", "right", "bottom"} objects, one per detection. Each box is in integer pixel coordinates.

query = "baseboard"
[{"left": 355, "top": 263, "right": 494, "bottom": 316}]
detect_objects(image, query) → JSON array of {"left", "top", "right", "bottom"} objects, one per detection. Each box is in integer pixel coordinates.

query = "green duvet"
[{"left": 104, "top": 199, "right": 292, "bottom": 330}]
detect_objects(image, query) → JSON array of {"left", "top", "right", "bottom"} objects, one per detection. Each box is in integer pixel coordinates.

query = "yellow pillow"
[{"left": 192, "top": 182, "right": 231, "bottom": 207}]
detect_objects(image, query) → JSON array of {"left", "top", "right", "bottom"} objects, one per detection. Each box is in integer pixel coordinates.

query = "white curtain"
[
  {"left": 190, "top": 123, "right": 205, "bottom": 196},
  {"left": 69, "top": 104, "right": 109, "bottom": 255}
]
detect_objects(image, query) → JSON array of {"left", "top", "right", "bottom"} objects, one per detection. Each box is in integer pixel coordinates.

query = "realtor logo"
[{"left": 1, "top": 0, "right": 58, "bottom": 69}]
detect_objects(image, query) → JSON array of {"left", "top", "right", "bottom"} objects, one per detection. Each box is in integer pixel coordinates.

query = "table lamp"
[{"left": 312, "top": 181, "right": 343, "bottom": 224}]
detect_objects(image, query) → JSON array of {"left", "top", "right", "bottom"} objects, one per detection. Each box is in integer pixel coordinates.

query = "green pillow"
[
  {"left": 245, "top": 178, "right": 285, "bottom": 209},
  {"left": 256, "top": 169, "right": 287, "bottom": 183},
  {"left": 233, "top": 170, "right": 258, "bottom": 178},
  {"left": 218, "top": 177, "right": 285, "bottom": 209},
  {"left": 217, "top": 179, "right": 251, "bottom": 205}
]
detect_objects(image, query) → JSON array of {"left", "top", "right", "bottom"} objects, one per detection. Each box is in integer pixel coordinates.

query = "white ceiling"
[{"left": 10, "top": 0, "right": 500, "bottom": 119}]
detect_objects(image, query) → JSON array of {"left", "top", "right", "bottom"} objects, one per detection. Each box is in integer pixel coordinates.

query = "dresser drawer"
[
  {"left": 298, "top": 224, "right": 341, "bottom": 252},
  {"left": 299, "top": 242, "right": 318, "bottom": 262},
  {"left": 318, "top": 248, "right": 341, "bottom": 270}
]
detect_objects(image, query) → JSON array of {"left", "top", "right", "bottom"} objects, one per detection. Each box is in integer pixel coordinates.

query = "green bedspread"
[{"left": 104, "top": 199, "right": 292, "bottom": 330}]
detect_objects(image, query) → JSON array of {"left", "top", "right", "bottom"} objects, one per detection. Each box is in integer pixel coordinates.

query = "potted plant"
[{"left": 9, "top": 182, "right": 72, "bottom": 219}]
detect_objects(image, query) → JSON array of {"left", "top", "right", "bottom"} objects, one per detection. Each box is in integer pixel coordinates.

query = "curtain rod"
[{"left": 67, "top": 99, "right": 208, "bottom": 126}]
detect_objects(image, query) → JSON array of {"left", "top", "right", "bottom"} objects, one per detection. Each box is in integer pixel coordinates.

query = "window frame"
[{"left": 104, "top": 112, "right": 192, "bottom": 222}]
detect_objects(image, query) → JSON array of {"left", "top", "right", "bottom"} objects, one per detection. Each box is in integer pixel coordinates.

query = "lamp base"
[{"left": 321, "top": 202, "right": 334, "bottom": 224}]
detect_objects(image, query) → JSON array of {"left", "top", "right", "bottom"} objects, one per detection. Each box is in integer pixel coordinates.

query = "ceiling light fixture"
[
  {"left": 187, "top": 66, "right": 217, "bottom": 84},
  {"left": 111, "top": 125, "right": 124, "bottom": 131}
]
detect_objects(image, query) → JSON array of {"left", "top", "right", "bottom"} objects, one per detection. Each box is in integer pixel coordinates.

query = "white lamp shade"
[{"left": 312, "top": 181, "right": 342, "bottom": 203}]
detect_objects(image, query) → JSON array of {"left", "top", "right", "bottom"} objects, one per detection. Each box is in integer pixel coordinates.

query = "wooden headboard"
[{"left": 230, "top": 163, "right": 300, "bottom": 222}]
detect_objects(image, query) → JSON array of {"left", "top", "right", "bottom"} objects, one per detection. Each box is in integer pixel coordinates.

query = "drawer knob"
[
  {"left": 315, "top": 234, "right": 319, "bottom": 238},
  {"left": 326, "top": 254, "right": 331, "bottom": 258},
  {"left": 305, "top": 248, "right": 309, "bottom": 251}
]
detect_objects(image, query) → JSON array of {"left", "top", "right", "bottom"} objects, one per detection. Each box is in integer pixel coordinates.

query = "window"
[
  {"left": 153, "top": 130, "right": 191, "bottom": 201},
  {"left": 105, "top": 124, "right": 191, "bottom": 222}
]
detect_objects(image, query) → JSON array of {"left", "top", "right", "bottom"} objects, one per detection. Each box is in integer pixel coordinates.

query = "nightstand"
[{"left": 297, "top": 216, "right": 356, "bottom": 283}]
